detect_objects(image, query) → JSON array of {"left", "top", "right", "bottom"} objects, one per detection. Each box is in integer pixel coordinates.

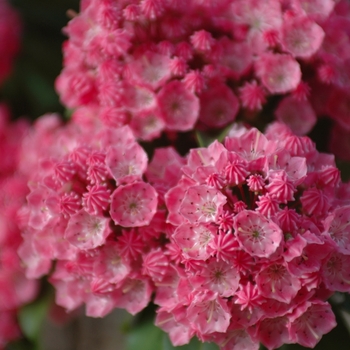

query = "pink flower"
[
  {"left": 106, "top": 143, "right": 148, "bottom": 185},
  {"left": 64, "top": 210, "right": 111, "bottom": 249},
  {"left": 266, "top": 170, "right": 295, "bottom": 203},
  {"left": 247, "top": 174, "right": 265, "bottom": 192},
  {"left": 179, "top": 185, "right": 226, "bottom": 224},
  {"left": 234, "top": 282, "right": 262, "bottom": 313},
  {"left": 289, "top": 301, "right": 336, "bottom": 348},
  {"left": 233, "top": 210, "right": 282, "bottom": 258},
  {"left": 82, "top": 185, "right": 110, "bottom": 216},
  {"left": 110, "top": 182, "right": 158, "bottom": 227},
  {"left": 199, "top": 82, "right": 240, "bottom": 128},
  {"left": 191, "top": 258, "right": 240, "bottom": 297},
  {"left": 256, "top": 53, "right": 302, "bottom": 94},
  {"left": 128, "top": 52, "right": 171, "bottom": 90},
  {"left": 281, "top": 15, "right": 325, "bottom": 59},
  {"left": 18, "top": 118, "right": 170, "bottom": 320},
  {"left": 300, "top": 187, "right": 330, "bottom": 216},
  {"left": 158, "top": 80, "right": 199, "bottom": 131},
  {"left": 142, "top": 249, "right": 169, "bottom": 282},
  {"left": 160, "top": 123, "right": 347, "bottom": 348},
  {"left": 55, "top": 0, "right": 350, "bottom": 141},
  {"left": 239, "top": 81, "right": 266, "bottom": 111},
  {"left": 186, "top": 291, "right": 231, "bottom": 334},
  {"left": 173, "top": 223, "right": 216, "bottom": 261},
  {"left": 275, "top": 96, "right": 317, "bottom": 135},
  {"left": 190, "top": 30, "right": 214, "bottom": 52}
]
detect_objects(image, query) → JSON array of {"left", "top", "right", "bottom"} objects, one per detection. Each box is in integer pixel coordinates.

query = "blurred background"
[{"left": 3, "top": 0, "right": 79, "bottom": 120}]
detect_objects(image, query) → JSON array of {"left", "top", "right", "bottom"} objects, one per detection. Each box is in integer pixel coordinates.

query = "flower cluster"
[
  {"left": 57, "top": 0, "right": 350, "bottom": 144},
  {"left": 0, "top": 105, "right": 38, "bottom": 348},
  {"left": 0, "top": 0, "right": 21, "bottom": 86},
  {"left": 154, "top": 122, "right": 350, "bottom": 349},
  {"left": 8, "top": 0, "right": 350, "bottom": 349},
  {"left": 18, "top": 114, "right": 177, "bottom": 317}
]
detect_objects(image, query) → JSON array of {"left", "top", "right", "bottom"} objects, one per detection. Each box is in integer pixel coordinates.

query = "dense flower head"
[
  {"left": 157, "top": 122, "right": 349, "bottom": 349},
  {"left": 18, "top": 114, "right": 174, "bottom": 318},
  {"left": 54, "top": 0, "right": 350, "bottom": 147},
  {"left": 0, "top": 106, "right": 38, "bottom": 348},
  {"left": 0, "top": 0, "right": 21, "bottom": 86}
]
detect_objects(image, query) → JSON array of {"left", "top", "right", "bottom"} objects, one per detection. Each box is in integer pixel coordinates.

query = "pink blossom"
[
  {"left": 247, "top": 174, "right": 265, "bottom": 193},
  {"left": 257, "top": 262, "right": 301, "bottom": 303},
  {"left": 239, "top": 81, "right": 266, "bottom": 111},
  {"left": 323, "top": 206, "right": 350, "bottom": 255},
  {"left": 173, "top": 223, "right": 216, "bottom": 261},
  {"left": 114, "top": 277, "right": 153, "bottom": 315},
  {"left": 155, "top": 307, "right": 194, "bottom": 346},
  {"left": 160, "top": 123, "right": 348, "bottom": 348},
  {"left": 158, "top": 80, "right": 200, "bottom": 131},
  {"left": 321, "top": 251, "right": 350, "bottom": 292},
  {"left": 110, "top": 182, "right": 158, "bottom": 227},
  {"left": 256, "top": 195, "right": 280, "bottom": 218},
  {"left": 234, "top": 282, "right": 262, "bottom": 313},
  {"left": 191, "top": 259, "right": 240, "bottom": 297},
  {"left": 275, "top": 96, "right": 317, "bottom": 135},
  {"left": 297, "top": 0, "right": 335, "bottom": 20},
  {"left": 190, "top": 30, "right": 214, "bottom": 52},
  {"left": 281, "top": 15, "right": 325, "bottom": 59},
  {"left": 266, "top": 170, "right": 295, "bottom": 203},
  {"left": 289, "top": 301, "right": 336, "bottom": 348},
  {"left": 179, "top": 185, "right": 226, "bottom": 224},
  {"left": 182, "top": 70, "right": 206, "bottom": 94},
  {"left": 234, "top": 210, "right": 282, "bottom": 257},
  {"left": 82, "top": 185, "right": 110, "bottom": 216},
  {"left": 0, "top": 109, "right": 38, "bottom": 348},
  {"left": 64, "top": 210, "right": 111, "bottom": 249},
  {"left": 106, "top": 143, "right": 148, "bottom": 185},
  {"left": 208, "top": 231, "right": 237, "bottom": 262},
  {"left": 256, "top": 53, "right": 302, "bottom": 94},
  {"left": 128, "top": 52, "right": 171, "bottom": 90},
  {"left": 300, "top": 187, "right": 330, "bottom": 216},
  {"left": 186, "top": 291, "right": 231, "bottom": 334},
  {"left": 142, "top": 249, "right": 169, "bottom": 282},
  {"left": 199, "top": 82, "right": 240, "bottom": 128},
  {"left": 129, "top": 108, "right": 165, "bottom": 141}
]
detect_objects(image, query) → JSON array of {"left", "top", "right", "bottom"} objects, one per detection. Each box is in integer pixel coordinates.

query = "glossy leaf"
[{"left": 18, "top": 295, "right": 51, "bottom": 343}]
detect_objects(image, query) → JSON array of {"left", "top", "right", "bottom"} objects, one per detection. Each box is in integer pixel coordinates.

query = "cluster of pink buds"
[
  {"left": 154, "top": 122, "right": 350, "bottom": 349},
  {"left": 0, "top": 105, "right": 38, "bottom": 348},
  {"left": 18, "top": 114, "right": 179, "bottom": 317},
  {"left": 56, "top": 0, "right": 350, "bottom": 144},
  {"left": 0, "top": 0, "right": 21, "bottom": 86}
]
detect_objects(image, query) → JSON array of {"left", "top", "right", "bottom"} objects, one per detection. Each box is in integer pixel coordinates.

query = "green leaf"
[
  {"left": 201, "top": 341, "right": 220, "bottom": 350},
  {"left": 126, "top": 321, "right": 163, "bottom": 350},
  {"left": 127, "top": 319, "right": 219, "bottom": 350},
  {"left": 5, "top": 338, "right": 37, "bottom": 350},
  {"left": 162, "top": 331, "right": 219, "bottom": 350},
  {"left": 196, "top": 130, "right": 217, "bottom": 148},
  {"left": 18, "top": 295, "right": 51, "bottom": 343},
  {"left": 195, "top": 124, "right": 234, "bottom": 148}
]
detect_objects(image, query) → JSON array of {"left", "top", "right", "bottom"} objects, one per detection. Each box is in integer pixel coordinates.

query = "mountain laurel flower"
[
  {"left": 110, "top": 182, "right": 158, "bottom": 227},
  {"left": 55, "top": 0, "right": 350, "bottom": 147},
  {"left": 51, "top": 0, "right": 350, "bottom": 153},
  {"left": 161, "top": 122, "right": 350, "bottom": 349},
  {"left": 18, "top": 118, "right": 165, "bottom": 318},
  {"left": 0, "top": 107, "right": 38, "bottom": 348}
]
